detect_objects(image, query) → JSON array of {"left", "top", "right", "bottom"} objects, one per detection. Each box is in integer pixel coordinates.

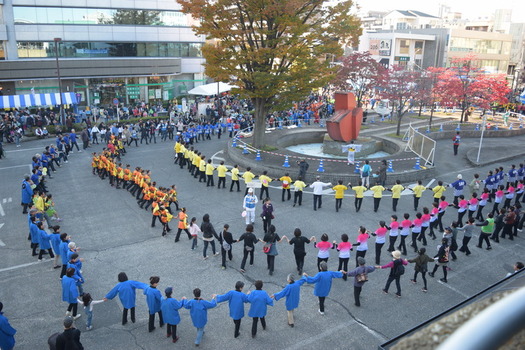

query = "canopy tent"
[
  {"left": 187, "top": 82, "right": 238, "bottom": 95},
  {"left": 0, "top": 92, "right": 78, "bottom": 109}
]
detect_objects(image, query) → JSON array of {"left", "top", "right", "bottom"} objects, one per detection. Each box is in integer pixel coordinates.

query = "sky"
[{"left": 356, "top": 0, "right": 525, "bottom": 22}]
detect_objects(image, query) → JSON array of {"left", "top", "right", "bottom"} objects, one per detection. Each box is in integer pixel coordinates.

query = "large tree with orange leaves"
[{"left": 178, "top": 0, "right": 361, "bottom": 147}]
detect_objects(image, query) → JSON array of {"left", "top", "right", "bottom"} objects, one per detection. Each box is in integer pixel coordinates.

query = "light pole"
[{"left": 54, "top": 38, "right": 65, "bottom": 125}]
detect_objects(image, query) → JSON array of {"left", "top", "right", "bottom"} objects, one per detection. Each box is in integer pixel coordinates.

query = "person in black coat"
[
  {"left": 219, "top": 224, "right": 236, "bottom": 269},
  {"left": 54, "top": 316, "right": 83, "bottom": 350}
]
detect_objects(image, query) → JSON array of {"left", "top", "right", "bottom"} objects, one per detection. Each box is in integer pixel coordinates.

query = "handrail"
[{"left": 437, "top": 286, "right": 525, "bottom": 350}]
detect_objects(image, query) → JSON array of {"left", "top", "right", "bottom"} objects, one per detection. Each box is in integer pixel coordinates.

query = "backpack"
[
  {"left": 393, "top": 260, "right": 405, "bottom": 277},
  {"left": 356, "top": 267, "right": 368, "bottom": 283}
]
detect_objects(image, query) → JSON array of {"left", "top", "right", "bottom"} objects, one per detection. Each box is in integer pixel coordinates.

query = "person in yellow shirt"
[
  {"left": 389, "top": 179, "right": 405, "bottom": 212},
  {"left": 198, "top": 155, "right": 207, "bottom": 183},
  {"left": 411, "top": 180, "right": 426, "bottom": 211},
  {"left": 350, "top": 181, "right": 367, "bottom": 212},
  {"left": 332, "top": 179, "right": 349, "bottom": 212},
  {"left": 259, "top": 171, "right": 272, "bottom": 199},
  {"left": 216, "top": 161, "right": 228, "bottom": 189},
  {"left": 431, "top": 180, "right": 446, "bottom": 204},
  {"left": 230, "top": 164, "right": 240, "bottom": 192},
  {"left": 205, "top": 159, "right": 215, "bottom": 187},
  {"left": 192, "top": 152, "right": 201, "bottom": 178},
  {"left": 279, "top": 172, "right": 293, "bottom": 202},
  {"left": 292, "top": 176, "right": 306, "bottom": 207},
  {"left": 370, "top": 181, "right": 386, "bottom": 212},
  {"left": 242, "top": 167, "right": 255, "bottom": 195}
]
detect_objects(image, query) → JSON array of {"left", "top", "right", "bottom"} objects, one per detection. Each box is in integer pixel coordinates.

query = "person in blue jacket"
[
  {"left": 37, "top": 222, "right": 55, "bottom": 261},
  {"left": 29, "top": 216, "right": 40, "bottom": 257},
  {"left": 59, "top": 233, "right": 71, "bottom": 279},
  {"left": 184, "top": 288, "right": 217, "bottom": 346},
  {"left": 214, "top": 281, "right": 248, "bottom": 338},
  {"left": 67, "top": 253, "right": 84, "bottom": 296},
  {"left": 247, "top": 280, "right": 274, "bottom": 338},
  {"left": 303, "top": 261, "right": 343, "bottom": 315},
  {"left": 160, "top": 287, "right": 186, "bottom": 343},
  {"left": 50, "top": 225, "right": 62, "bottom": 269},
  {"left": 144, "top": 276, "right": 164, "bottom": 332},
  {"left": 62, "top": 268, "right": 80, "bottom": 319},
  {"left": 272, "top": 274, "right": 306, "bottom": 327},
  {"left": 104, "top": 272, "right": 148, "bottom": 325},
  {"left": 0, "top": 302, "right": 16, "bottom": 350},
  {"left": 21, "top": 175, "right": 34, "bottom": 214}
]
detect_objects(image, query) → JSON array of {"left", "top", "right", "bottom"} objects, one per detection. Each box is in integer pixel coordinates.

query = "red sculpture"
[{"left": 326, "top": 92, "right": 363, "bottom": 142}]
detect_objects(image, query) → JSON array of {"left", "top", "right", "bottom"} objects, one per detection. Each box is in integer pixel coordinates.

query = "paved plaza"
[{"left": 1, "top": 123, "right": 524, "bottom": 350}]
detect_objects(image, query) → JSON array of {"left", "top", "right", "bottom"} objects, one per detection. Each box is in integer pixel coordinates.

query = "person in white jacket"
[
  {"left": 243, "top": 188, "right": 259, "bottom": 225},
  {"left": 309, "top": 177, "right": 332, "bottom": 211}
]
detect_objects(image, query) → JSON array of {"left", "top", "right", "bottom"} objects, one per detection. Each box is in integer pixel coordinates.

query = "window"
[
  {"left": 13, "top": 7, "right": 190, "bottom": 27},
  {"left": 399, "top": 40, "right": 409, "bottom": 54},
  {"left": 415, "top": 41, "right": 423, "bottom": 55},
  {"left": 16, "top": 41, "right": 202, "bottom": 58}
]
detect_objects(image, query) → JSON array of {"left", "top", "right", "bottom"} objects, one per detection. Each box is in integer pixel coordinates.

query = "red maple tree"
[{"left": 332, "top": 52, "right": 387, "bottom": 107}]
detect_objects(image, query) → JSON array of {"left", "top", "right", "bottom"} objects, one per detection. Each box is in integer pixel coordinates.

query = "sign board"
[
  {"left": 163, "top": 90, "right": 169, "bottom": 101},
  {"left": 148, "top": 89, "right": 155, "bottom": 100},
  {"left": 113, "top": 98, "right": 119, "bottom": 105},
  {"left": 126, "top": 86, "right": 140, "bottom": 99},
  {"left": 394, "top": 56, "right": 410, "bottom": 62},
  {"left": 378, "top": 39, "right": 391, "bottom": 56},
  {"left": 369, "top": 39, "right": 380, "bottom": 55},
  {"left": 155, "top": 89, "right": 162, "bottom": 99}
]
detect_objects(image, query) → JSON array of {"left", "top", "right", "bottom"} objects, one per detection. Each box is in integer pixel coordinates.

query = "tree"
[
  {"left": 433, "top": 55, "right": 510, "bottom": 122},
  {"left": 332, "top": 52, "right": 386, "bottom": 107},
  {"left": 413, "top": 67, "right": 444, "bottom": 128},
  {"left": 178, "top": 0, "right": 362, "bottom": 148},
  {"left": 379, "top": 65, "right": 421, "bottom": 136}
]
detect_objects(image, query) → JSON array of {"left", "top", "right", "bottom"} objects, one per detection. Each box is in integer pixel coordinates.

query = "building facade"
[{"left": 0, "top": 0, "right": 206, "bottom": 106}]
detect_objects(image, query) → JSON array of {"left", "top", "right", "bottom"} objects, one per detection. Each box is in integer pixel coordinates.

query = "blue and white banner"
[{"left": 0, "top": 92, "right": 78, "bottom": 109}]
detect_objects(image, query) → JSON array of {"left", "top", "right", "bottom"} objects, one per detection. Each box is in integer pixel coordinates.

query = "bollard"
[
  {"left": 387, "top": 160, "right": 394, "bottom": 173},
  {"left": 475, "top": 124, "right": 480, "bottom": 131},
  {"left": 319, "top": 120, "right": 325, "bottom": 128},
  {"left": 455, "top": 123, "right": 461, "bottom": 131},
  {"left": 317, "top": 159, "right": 325, "bottom": 172},
  {"left": 439, "top": 124, "right": 443, "bottom": 132},
  {"left": 255, "top": 150, "right": 262, "bottom": 161},
  {"left": 413, "top": 158, "right": 421, "bottom": 170},
  {"left": 426, "top": 127, "right": 430, "bottom": 134},
  {"left": 243, "top": 144, "right": 250, "bottom": 154},
  {"left": 282, "top": 156, "right": 290, "bottom": 168},
  {"left": 354, "top": 161, "right": 361, "bottom": 174},
  {"left": 232, "top": 138, "right": 237, "bottom": 147}
]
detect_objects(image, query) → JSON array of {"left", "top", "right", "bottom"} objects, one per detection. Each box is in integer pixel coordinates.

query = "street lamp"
[{"left": 53, "top": 38, "right": 65, "bottom": 125}]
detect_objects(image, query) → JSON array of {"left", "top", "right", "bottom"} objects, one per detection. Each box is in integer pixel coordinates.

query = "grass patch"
[
  {"left": 385, "top": 132, "right": 404, "bottom": 139},
  {"left": 260, "top": 145, "right": 279, "bottom": 152}
]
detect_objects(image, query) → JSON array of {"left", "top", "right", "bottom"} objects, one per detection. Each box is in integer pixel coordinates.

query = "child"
[
  {"left": 184, "top": 288, "right": 217, "bottom": 346},
  {"left": 334, "top": 234, "right": 352, "bottom": 280},
  {"left": 144, "top": 276, "right": 163, "bottom": 332},
  {"left": 45, "top": 194, "right": 62, "bottom": 221},
  {"left": 314, "top": 233, "right": 333, "bottom": 271},
  {"left": 78, "top": 293, "right": 105, "bottom": 330},
  {"left": 247, "top": 280, "right": 273, "bottom": 338},
  {"left": 272, "top": 274, "right": 306, "bottom": 327},
  {"left": 161, "top": 287, "right": 186, "bottom": 343},
  {"left": 188, "top": 217, "right": 202, "bottom": 250}
]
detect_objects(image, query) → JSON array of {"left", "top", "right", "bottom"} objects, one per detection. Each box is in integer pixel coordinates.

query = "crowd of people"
[{"left": 3, "top": 111, "right": 525, "bottom": 349}]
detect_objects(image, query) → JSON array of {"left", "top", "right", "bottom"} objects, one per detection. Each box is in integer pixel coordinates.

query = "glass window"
[
  {"left": 159, "top": 43, "right": 168, "bottom": 57},
  {"left": 415, "top": 41, "right": 423, "bottom": 55},
  {"left": 180, "top": 43, "right": 189, "bottom": 57},
  {"left": 145, "top": 43, "right": 159, "bottom": 57},
  {"left": 136, "top": 43, "right": 146, "bottom": 57},
  {"left": 189, "top": 43, "right": 202, "bottom": 57},
  {"left": 13, "top": 6, "right": 189, "bottom": 27},
  {"left": 0, "top": 42, "right": 5, "bottom": 60},
  {"left": 399, "top": 40, "right": 409, "bottom": 54}
]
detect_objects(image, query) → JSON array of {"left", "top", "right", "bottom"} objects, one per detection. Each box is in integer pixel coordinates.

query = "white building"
[
  {"left": 381, "top": 10, "right": 442, "bottom": 30},
  {"left": 0, "top": 0, "right": 206, "bottom": 106}
]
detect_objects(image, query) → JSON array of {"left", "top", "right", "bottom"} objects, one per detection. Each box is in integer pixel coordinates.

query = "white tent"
[{"left": 187, "top": 82, "right": 238, "bottom": 95}]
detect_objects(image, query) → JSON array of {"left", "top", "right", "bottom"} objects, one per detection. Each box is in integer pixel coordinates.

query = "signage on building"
[
  {"left": 394, "top": 56, "right": 410, "bottom": 62},
  {"left": 76, "top": 49, "right": 108, "bottom": 54},
  {"left": 369, "top": 39, "right": 380, "bottom": 55},
  {"left": 126, "top": 86, "right": 140, "bottom": 99},
  {"left": 378, "top": 39, "right": 391, "bottom": 56}
]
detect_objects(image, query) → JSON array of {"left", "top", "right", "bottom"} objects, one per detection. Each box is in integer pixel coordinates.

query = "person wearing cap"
[
  {"left": 0, "top": 302, "right": 16, "bottom": 350},
  {"left": 161, "top": 287, "right": 186, "bottom": 343},
  {"left": 309, "top": 176, "right": 332, "bottom": 211},
  {"left": 104, "top": 272, "right": 148, "bottom": 325},
  {"left": 184, "top": 288, "right": 217, "bottom": 346},
  {"left": 344, "top": 257, "right": 376, "bottom": 306},
  {"left": 376, "top": 250, "right": 408, "bottom": 297},
  {"left": 449, "top": 174, "right": 466, "bottom": 207},
  {"left": 243, "top": 188, "right": 258, "bottom": 225},
  {"left": 55, "top": 316, "right": 83, "bottom": 350},
  {"left": 214, "top": 281, "right": 249, "bottom": 338},
  {"left": 272, "top": 274, "right": 306, "bottom": 327},
  {"left": 303, "top": 261, "right": 343, "bottom": 315},
  {"left": 452, "top": 131, "right": 460, "bottom": 156}
]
